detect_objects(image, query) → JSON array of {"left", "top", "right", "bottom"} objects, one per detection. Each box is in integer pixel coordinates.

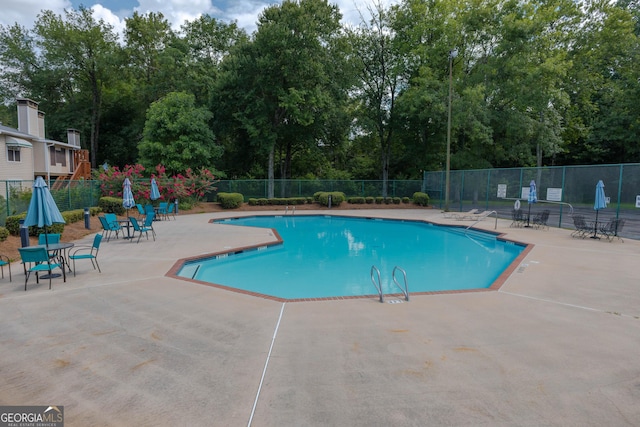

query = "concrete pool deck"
[{"left": 0, "top": 209, "right": 638, "bottom": 426}]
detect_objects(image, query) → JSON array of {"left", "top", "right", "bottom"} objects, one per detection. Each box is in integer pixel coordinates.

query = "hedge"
[
  {"left": 412, "top": 192, "right": 430, "bottom": 206},
  {"left": 4, "top": 207, "right": 101, "bottom": 236},
  {"left": 316, "top": 191, "right": 346, "bottom": 207},
  {"left": 217, "top": 192, "right": 244, "bottom": 209}
]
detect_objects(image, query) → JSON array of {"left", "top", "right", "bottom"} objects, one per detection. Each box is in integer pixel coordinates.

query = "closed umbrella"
[
  {"left": 592, "top": 180, "right": 606, "bottom": 238},
  {"left": 526, "top": 180, "right": 537, "bottom": 227},
  {"left": 150, "top": 177, "right": 160, "bottom": 201},
  {"left": 24, "top": 176, "right": 66, "bottom": 248},
  {"left": 122, "top": 178, "right": 135, "bottom": 214}
]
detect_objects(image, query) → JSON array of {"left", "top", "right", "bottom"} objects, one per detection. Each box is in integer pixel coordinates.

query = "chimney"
[
  {"left": 38, "top": 111, "right": 45, "bottom": 139},
  {"left": 67, "top": 129, "right": 81, "bottom": 147},
  {"left": 16, "top": 98, "right": 41, "bottom": 137}
]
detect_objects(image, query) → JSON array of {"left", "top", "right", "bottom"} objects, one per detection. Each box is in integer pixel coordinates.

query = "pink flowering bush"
[{"left": 95, "top": 164, "right": 218, "bottom": 203}]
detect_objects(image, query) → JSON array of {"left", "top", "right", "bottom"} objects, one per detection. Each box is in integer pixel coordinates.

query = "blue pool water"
[{"left": 177, "top": 215, "right": 525, "bottom": 300}]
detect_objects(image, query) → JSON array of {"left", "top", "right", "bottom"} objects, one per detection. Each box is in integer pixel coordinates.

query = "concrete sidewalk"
[{"left": 0, "top": 209, "right": 639, "bottom": 426}]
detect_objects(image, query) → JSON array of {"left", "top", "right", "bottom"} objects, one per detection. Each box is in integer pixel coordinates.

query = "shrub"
[
  {"left": 392, "top": 197, "right": 401, "bottom": 204},
  {"left": 413, "top": 192, "right": 430, "bottom": 206},
  {"left": 217, "top": 192, "right": 244, "bottom": 209},
  {"left": 402, "top": 197, "right": 411, "bottom": 204},
  {"left": 375, "top": 197, "right": 384, "bottom": 204},
  {"left": 348, "top": 196, "right": 366, "bottom": 204},
  {"left": 99, "top": 197, "right": 125, "bottom": 215},
  {"left": 248, "top": 198, "right": 258, "bottom": 206},
  {"left": 365, "top": 197, "right": 375, "bottom": 204},
  {"left": 316, "top": 191, "right": 346, "bottom": 207},
  {"left": 5, "top": 214, "right": 24, "bottom": 235},
  {"left": 0, "top": 226, "right": 8, "bottom": 242}
]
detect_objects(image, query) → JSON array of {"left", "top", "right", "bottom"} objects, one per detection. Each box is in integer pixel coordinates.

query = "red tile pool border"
[{"left": 165, "top": 214, "right": 534, "bottom": 302}]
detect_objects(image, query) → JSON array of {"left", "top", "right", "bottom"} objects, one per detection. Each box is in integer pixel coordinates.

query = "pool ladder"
[{"left": 370, "top": 265, "right": 409, "bottom": 303}]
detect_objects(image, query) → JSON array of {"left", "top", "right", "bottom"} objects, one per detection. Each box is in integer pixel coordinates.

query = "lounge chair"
[
  {"left": 599, "top": 218, "right": 625, "bottom": 242},
  {"left": 443, "top": 209, "right": 478, "bottom": 219},
  {"left": 18, "top": 246, "right": 66, "bottom": 291},
  {"left": 459, "top": 210, "right": 493, "bottom": 221},
  {"left": 570, "top": 215, "right": 591, "bottom": 238},
  {"left": 69, "top": 234, "right": 102, "bottom": 276},
  {"left": 532, "top": 210, "right": 550, "bottom": 230},
  {"left": 0, "top": 254, "right": 11, "bottom": 282}
]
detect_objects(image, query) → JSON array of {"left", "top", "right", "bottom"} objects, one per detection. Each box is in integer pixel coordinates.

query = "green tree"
[
  {"left": 180, "top": 15, "right": 248, "bottom": 106},
  {"left": 139, "top": 91, "right": 222, "bottom": 174},
  {"left": 348, "top": 2, "right": 407, "bottom": 196},
  {"left": 213, "top": 0, "right": 347, "bottom": 196},
  {"left": 561, "top": 0, "right": 640, "bottom": 164},
  {"left": 35, "top": 7, "right": 120, "bottom": 168}
]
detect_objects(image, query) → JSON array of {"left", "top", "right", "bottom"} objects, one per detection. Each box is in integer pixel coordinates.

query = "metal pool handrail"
[
  {"left": 466, "top": 210, "right": 498, "bottom": 230},
  {"left": 392, "top": 266, "right": 409, "bottom": 301},
  {"left": 370, "top": 265, "right": 384, "bottom": 303}
]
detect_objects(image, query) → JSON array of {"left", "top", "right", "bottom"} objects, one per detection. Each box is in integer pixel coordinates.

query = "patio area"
[{"left": 0, "top": 209, "right": 638, "bottom": 426}]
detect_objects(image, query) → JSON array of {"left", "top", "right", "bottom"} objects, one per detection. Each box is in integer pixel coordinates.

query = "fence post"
[{"left": 616, "top": 164, "right": 624, "bottom": 218}]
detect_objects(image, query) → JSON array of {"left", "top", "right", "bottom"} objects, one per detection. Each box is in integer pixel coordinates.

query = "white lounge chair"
[
  {"left": 444, "top": 209, "right": 478, "bottom": 219},
  {"left": 455, "top": 210, "right": 493, "bottom": 221}
]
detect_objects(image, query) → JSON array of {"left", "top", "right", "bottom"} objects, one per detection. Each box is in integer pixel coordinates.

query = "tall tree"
[
  {"left": 36, "top": 7, "right": 119, "bottom": 168},
  {"left": 348, "top": 2, "right": 407, "bottom": 196},
  {"left": 180, "top": 15, "right": 248, "bottom": 106},
  {"left": 214, "top": 0, "right": 347, "bottom": 197}
]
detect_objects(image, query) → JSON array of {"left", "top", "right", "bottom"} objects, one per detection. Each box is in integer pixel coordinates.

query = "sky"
[{"left": 0, "top": 0, "right": 398, "bottom": 35}]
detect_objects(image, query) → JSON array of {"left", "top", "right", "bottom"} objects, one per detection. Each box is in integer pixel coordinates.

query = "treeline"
[{"left": 0, "top": 0, "right": 638, "bottom": 197}]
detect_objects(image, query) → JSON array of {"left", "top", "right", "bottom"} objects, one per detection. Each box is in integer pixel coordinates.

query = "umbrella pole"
[
  {"left": 526, "top": 204, "right": 532, "bottom": 227},
  {"left": 591, "top": 210, "right": 600, "bottom": 239}
]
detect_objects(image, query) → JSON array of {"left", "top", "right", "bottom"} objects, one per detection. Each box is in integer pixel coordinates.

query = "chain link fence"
[
  {"left": 423, "top": 163, "right": 640, "bottom": 240},
  {"left": 2, "top": 164, "right": 639, "bottom": 239}
]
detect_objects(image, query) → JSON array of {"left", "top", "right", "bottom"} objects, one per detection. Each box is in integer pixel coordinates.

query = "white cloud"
[
  {"left": 0, "top": 0, "right": 71, "bottom": 29},
  {"left": 0, "top": 0, "right": 401, "bottom": 35}
]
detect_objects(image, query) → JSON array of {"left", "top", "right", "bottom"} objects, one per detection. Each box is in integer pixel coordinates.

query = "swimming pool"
[{"left": 176, "top": 215, "right": 526, "bottom": 300}]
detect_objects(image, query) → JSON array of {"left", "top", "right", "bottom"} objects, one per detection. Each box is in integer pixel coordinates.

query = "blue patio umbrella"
[
  {"left": 24, "top": 176, "right": 66, "bottom": 247},
  {"left": 122, "top": 178, "right": 135, "bottom": 214},
  {"left": 150, "top": 177, "right": 160, "bottom": 202},
  {"left": 526, "top": 180, "right": 537, "bottom": 227},
  {"left": 592, "top": 180, "right": 607, "bottom": 238}
]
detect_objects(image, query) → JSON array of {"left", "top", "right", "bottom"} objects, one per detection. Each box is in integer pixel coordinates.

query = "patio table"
[{"left": 31, "top": 242, "right": 75, "bottom": 276}]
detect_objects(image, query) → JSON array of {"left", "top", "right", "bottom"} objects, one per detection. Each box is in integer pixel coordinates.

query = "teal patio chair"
[
  {"left": 157, "top": 202, "right": 168, "bottom": 220},
  {"left": 0, "top": 254, "right": 11, "bottom": 282},
  {"left": 38, "top": 233, "right": 61, "bottom": 245},
  {"left": 98, "top": 215, "right": 119, "bottom": 242},
  {"left": 18, "top": 246, "right": 66, "bottom": 291},
  {"left": 129, "top": 215, "right": 156, "bottom": 243},
  {"left": 104, "top": 213, "right": 122, "bottom": 240},
  {"left": 136, "top": 203, "right": 146, "bottom": 220},
  {"left": 166, "top": 202, "right": 176, "bottom": 220},
  {"left": 69, "top": 234, "right": 102, "bottom": 276}
]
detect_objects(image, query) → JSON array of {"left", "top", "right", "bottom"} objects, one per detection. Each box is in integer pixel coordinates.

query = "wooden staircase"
[{"left": 51, "top": 150, "right": 92, "bottom": 190}]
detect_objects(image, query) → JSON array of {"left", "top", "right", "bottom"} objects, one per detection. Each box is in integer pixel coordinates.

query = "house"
[{"left": 0, "top": 98, "right": 91, "bottom": 188}]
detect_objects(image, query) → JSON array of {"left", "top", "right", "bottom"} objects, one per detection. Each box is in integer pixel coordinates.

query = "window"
[{"left": 7, "top": 147, "right": 21, "bottom": 162}]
